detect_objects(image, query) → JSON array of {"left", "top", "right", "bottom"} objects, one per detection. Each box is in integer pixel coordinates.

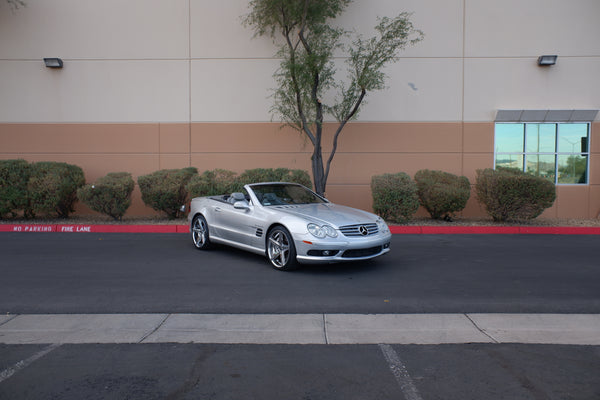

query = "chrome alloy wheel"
[
  {"left": 267, "top": 227, "right": 297, "bottom": 270},
  {"left": 191, "top": 215, "right": 210, "bottom": 249}
]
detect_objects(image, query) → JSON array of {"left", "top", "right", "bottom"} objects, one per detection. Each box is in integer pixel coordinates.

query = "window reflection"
[
  {"left": 494, "top": 122, "right": 590, "bottom": 185},
  {"left": 495, "top": 124, "right": 524, "bottom": 153},
  {"left": 526, "top": 154, "right": 555, "bottom": 182},
  {"left": 558, "top": 124, "right": 588, "bottom": 153},
  {"left": 526, "top": 124, "right": 556, "bottom": 153},
  {"left": 558, "top": 154, "right": 588, "bottom": 184},
  {"left": 495, "top": 154, "right": 523, "bottom": 170}
]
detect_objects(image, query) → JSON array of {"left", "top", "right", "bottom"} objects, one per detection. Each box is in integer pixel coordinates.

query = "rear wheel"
[
  {"left": 267, "top": 226, "right": 298, "bottom": 270},
  {"left": 191, "top": 214, "right": 211, "bottom": 250}
]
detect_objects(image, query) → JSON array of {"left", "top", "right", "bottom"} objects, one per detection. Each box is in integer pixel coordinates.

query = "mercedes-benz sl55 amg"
[{"left": 187, "top": 182, "right": 391, "bottom": 270}]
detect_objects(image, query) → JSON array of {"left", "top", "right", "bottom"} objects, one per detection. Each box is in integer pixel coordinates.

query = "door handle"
[{"left": 215, "top": 207, "right": 222, "bottom": 212}]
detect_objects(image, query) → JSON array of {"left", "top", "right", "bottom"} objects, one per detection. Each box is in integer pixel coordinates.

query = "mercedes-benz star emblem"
[{"left": 359, "top": 225, "right": 368, "bottom": 236}]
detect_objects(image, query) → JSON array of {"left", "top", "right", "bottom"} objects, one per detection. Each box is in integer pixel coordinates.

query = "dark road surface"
[{"left": 0, "top": 233, "right": 599, "bottom": 314}]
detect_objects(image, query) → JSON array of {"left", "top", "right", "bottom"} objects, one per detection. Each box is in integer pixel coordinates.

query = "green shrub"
[
  {"left": 187, "top": 168, "right": 313, "bottom": 198},
  {"left": 28, "top": 161, "right": 85, "bottom": 218},
  {"left": 187, "top": 169, "right": 242, "bottom": 198},
  {"left": 371, "top": 172, "right": 419, "bottom": 223},
  {"left": 414, "top": 169, "right": 471, "bottom": 220},
  {"left": 237, "top": 168, "right": 312, "bottom": 188},
  {"left": 138, "top": 167, "right": 198, "bottom": 219},
  {"left": 475, "top": 167, "right": 556, "bottom": 222},
  {"left": 77, "top": 172, "right": 135, "bottom": 221},
  {"left": 0, "top": 159, "right": 31, "bottom": 218}
]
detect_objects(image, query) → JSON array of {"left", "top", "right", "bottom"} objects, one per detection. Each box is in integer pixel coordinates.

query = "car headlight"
[
  {"left": 323, "top": 225, "right": 338, "bottom": 238},
  {"left": 307, "top": 223, "right": 338, "bottom": 238},
  {"left": 376, "top": 218, "right": 390, "bottom": 234}
]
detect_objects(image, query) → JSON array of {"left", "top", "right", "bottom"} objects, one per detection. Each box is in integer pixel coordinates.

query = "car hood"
[{"left": 271, "top": 203, "right": 378, "bottom": 227}]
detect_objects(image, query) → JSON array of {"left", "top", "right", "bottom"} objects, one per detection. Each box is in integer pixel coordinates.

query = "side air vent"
[{"left": 256, "top": 228, "right": 264, "bottom": 237}]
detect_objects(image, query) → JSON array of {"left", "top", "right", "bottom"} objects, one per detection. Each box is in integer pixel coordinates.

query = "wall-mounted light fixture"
[
  {"left": 537, "top": 55, "right": 557, "bottom": 66},
  {"left": 43, "top": 58, "right": 63, "bottom": 68}
]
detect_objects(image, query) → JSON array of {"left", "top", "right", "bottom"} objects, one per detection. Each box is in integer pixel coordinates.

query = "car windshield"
[{"left": 250, "top": 184, "right": 327, "bottom": 206}]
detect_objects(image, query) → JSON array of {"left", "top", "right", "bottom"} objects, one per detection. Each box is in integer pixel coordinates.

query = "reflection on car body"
[{"left": 187, "top": 182, "right": 391, "bottom": 270}]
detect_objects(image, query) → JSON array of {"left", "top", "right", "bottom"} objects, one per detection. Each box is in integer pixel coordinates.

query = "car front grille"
[{"left": 339, "top": 223, "right": 378, "bottom": 237}]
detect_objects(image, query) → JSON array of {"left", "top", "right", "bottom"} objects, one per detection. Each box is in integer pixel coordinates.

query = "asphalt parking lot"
[
  {"left": 1, "top": 343, "right": 599, "bottom": 400},
  {"left": 1, "top": 232, "right": 599, "bottom": 399}
]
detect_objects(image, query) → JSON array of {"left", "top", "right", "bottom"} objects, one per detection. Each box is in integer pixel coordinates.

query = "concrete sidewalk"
[{"left": 1, "top": 313, "right": 598, "bottom": 345}]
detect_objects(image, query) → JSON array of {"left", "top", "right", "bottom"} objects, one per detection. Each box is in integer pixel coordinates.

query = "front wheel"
[
  {"left": 191, "top": 214, "right": 211, "bottom": 250},
  {"left": 267, "top": 226, "right": 298, "bottom": 271}
]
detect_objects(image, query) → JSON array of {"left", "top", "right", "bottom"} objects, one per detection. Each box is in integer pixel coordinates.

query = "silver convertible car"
[{"left": 187, "top": 182, "right": 391, "bottom": 270}]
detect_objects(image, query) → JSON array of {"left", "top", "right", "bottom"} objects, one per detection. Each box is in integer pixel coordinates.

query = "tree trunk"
[
  {"left": 312, "top": 144, "right": 326, "bottom": 196},
  {"left": 311, "top": 95, "right": 326, "bottom": 196}
]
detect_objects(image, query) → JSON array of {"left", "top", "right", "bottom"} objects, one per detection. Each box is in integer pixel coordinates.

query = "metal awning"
[{"left": 495, "top": 109, "right": 598, "bottom": 122}]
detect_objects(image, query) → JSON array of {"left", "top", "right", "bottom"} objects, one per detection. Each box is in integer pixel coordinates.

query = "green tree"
[
  {"left": 559, "top": 155, "right": 587, "bottom": 184},
  {"left": 244, "top": 0, "right": 423, "bottom": 195}
]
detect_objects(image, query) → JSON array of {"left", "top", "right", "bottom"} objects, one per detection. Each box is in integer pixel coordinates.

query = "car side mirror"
[{"left": 233, "top": 201, "right": 250, "bottom": 211}]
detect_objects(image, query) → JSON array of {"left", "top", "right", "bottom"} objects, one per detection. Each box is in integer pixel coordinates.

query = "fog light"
[{"left": 307, "top": 249, "right": 339, "bottom": 257}]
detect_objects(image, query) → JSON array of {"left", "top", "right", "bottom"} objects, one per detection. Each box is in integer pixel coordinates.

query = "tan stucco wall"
[
  {"left": 2, "top": 1, "right": 600, "bottom": 124},
  {"left": 2, "top": 121, "right": 598, "bottom": 219},
  {"left": 1, "top": 1, "right": 599, "bottom": 219}
]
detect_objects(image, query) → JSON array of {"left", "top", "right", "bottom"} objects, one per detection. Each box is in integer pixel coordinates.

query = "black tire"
[
  {"left": 266, "top": 226, "right": 298, "bottom": 271},
  {"left": 191, "top": 214, "right": 211, "bottom": 250}
]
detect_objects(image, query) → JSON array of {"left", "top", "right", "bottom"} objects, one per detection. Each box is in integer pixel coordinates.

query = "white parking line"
[
  {"left": 379, "top": 344, "right": 423, "bottom": 400},
  {"left": 0, "top": 343, "right": 61, "bottom": 384}
]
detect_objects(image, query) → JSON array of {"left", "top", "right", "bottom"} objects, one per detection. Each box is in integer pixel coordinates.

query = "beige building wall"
[{"left": 1, "top": 0, "right": 599, "bottom": 218}]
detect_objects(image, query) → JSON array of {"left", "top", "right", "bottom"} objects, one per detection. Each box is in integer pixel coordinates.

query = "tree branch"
[
  {"left": 281, "top": 15, "right": 316, "bottom": 145},
  {"left": 324, "top": 88, "right": 366, "bottom": 183}
]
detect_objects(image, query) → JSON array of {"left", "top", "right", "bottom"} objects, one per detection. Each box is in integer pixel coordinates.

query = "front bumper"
[{"left": 294, "top": 232, "right": 392, "bottom": 264}]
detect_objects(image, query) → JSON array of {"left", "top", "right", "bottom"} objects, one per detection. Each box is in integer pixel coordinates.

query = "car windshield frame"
[{"left": 248, "top": 183, "right": 328, "bottom": 206}]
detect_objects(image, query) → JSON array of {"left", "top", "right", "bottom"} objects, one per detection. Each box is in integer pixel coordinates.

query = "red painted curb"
[
  {"left": 0, "top": 224, "right": 186, "bottom": 233},
  {"left": 518, "top": 226, "right": 600, "bottom": 235},
  {"left": 421, "top": 226, "right": 521, "bottom": 234},
  {"left": 0, "top": 224, "right": 57, "bottom": 232},
  {"left": 2, "top": 224, "right": 600, "bottom": 235},
  {"left": 389, "top": 225, "right": 600, "bottom": 235},
  {"left": 388, "top": 226, "right": 422, "bottom": 234}
]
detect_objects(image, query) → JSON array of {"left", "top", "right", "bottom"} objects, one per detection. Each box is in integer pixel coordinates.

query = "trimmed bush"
[
  {"left": 475, "top": 167, "right": 556, "bottom": 222},
  {"left": 187, "top": 169, "right": 242, "bottom": 198},
  {"left": 414, "top": 169, "right": 471, "bottom": 220},
  {"left": 138, "top": 167, "right": 198, "bottom": 219},
  {"left": 237, "top": 168, "right": 313, "bottom": 188},
  {"left": 371, "top": 172, "right": 419, "bottom": 223},
  {"left": 0, "top": 159, "right": 31, "bottom": 218},
  {"left": 187, "top": 168, "right": 314, "bottom": 198},
  {"left": 77, "top": 172, "right": 135, "bottom": 221},
  {"left": 28, "top": 161, "right": 85, "bottom": 218}
]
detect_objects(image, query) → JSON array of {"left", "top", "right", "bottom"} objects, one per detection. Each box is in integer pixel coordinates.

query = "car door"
[{"left": 217, "top": 203, "right": 266, "bottom": 250}]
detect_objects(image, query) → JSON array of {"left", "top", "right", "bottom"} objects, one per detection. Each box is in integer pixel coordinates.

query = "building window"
[{"left": 495, "top": 122, "right": 590, "bottom": 184}]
